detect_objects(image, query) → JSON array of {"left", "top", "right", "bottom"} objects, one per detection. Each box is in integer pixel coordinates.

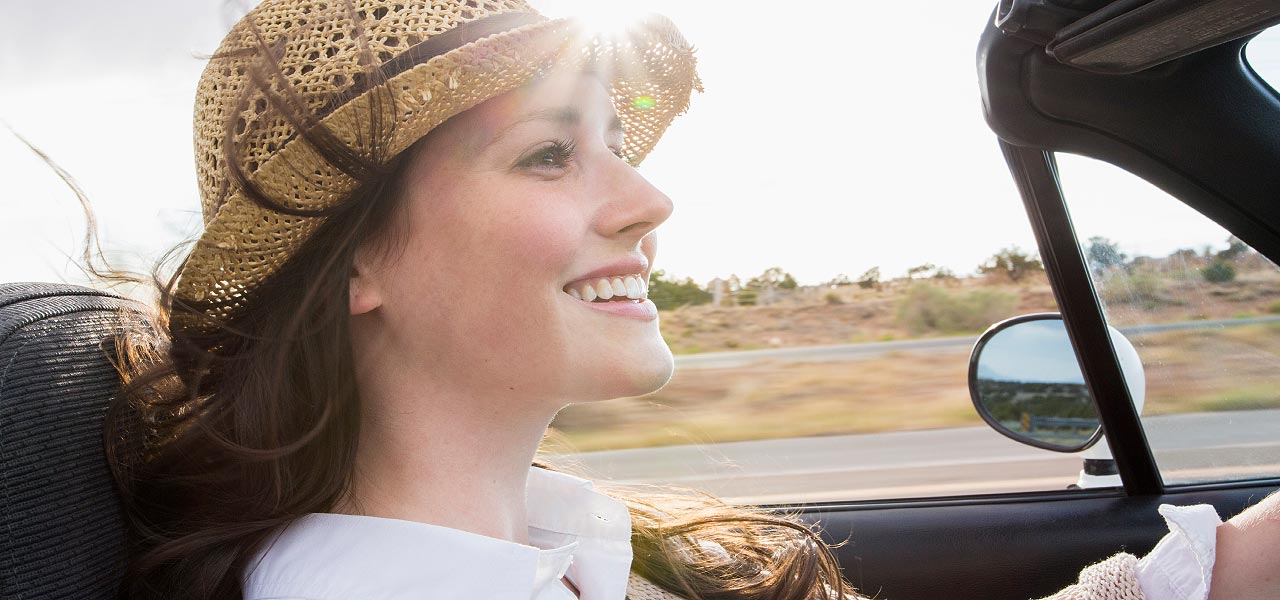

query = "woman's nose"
[{"left": 595, "top": 154, "right": 674, "bottom": 241}]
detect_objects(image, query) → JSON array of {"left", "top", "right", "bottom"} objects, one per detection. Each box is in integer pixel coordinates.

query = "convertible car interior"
[{"left": 1, "top": 1, "right": 1278, "bottom": 599}]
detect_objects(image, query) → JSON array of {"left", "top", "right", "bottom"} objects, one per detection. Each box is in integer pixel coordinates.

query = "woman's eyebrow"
[{"left": 481, "top": 106, "right": 624, "bottom": 150}]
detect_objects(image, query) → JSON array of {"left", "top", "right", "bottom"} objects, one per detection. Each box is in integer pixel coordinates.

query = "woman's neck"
[{"left": 336, "top": 382, "right": 559, "bottom": 546}]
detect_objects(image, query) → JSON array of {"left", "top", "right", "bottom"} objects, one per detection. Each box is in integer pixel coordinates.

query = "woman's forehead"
[
  {"left": 471, "top": 70, "right": 619, "bottom": 135},
  {"left": 428, "top": 69, "right": 620, "bottom": 159}
]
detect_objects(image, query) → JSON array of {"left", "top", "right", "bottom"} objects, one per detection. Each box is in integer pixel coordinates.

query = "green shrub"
[
  {"left": 1268, "top": 301, "right": 1280, "bottom": 315},
  {"left": 647, "top": 269, "right": 712, "bottom": 309},
  {"left": 1099, "top": 269, "right": 1164, "bottom": 309},
  {"left": 856, "top": 267, "right": 881, "bottom": 290},
  {"left": 895, "top": 284, "right": 1017, "bottom": 335},
  {"left": 1201, "top": 261, "right": 1236, "bottom": 283},
  {"left": 824, "top": 291, "right": 844, "bottom": 305}
]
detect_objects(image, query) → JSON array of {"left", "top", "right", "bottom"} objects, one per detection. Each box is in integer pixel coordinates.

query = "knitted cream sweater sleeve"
[
  {"left": 1036, "top": 553, "right": 1147, "bottom": 600},
  {"left": 626, "top": 553, "right": 1147, "bottom": 600}
]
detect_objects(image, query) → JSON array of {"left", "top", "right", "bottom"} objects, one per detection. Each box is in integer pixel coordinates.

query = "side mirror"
[{"left": 968, "top": 313, "right": 1145, "bottom": 453}]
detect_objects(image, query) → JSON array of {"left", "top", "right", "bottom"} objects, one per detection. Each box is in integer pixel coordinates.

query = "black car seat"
[{"left": 0, "top": 282, "right": 140, "bottom": 599}]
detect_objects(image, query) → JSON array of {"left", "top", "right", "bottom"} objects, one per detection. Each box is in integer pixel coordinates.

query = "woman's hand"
[{"left": 1208, "top": 489, "right": 1280, "bottom": 600}]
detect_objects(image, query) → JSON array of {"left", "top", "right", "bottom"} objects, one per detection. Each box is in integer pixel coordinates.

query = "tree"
[
  {"left": 723, "top": 274, "right": 753, "bottom": 305},
  {"left": 646, "top": 270, "right": 712, "bottom": 310},
  {"left": 1216, "top": 236, "right": 1249, "bottom": 262},
  {"left": 1086, "top": 237, "right": 1127, "bottom": 271},
  {"left": 741, "top": 267, "right": 796, "bottom": 306},
  {"left": 747, "top": 266, "right": 798, "bottom": 290},
  {"left": 906, "top": 263, "right": 937, "bottom": 280},
  {"left": 906, "top": 263, "right": 957, "bottom": 282},
  {"left": 978, "top": 246, "right": 1044, "bottom": 282},
  {"left": 826, "top": 273, "right": 852, "bottom": 287},
  {"left": 856, "top": 267, "right": 881, "bottom": 290}
]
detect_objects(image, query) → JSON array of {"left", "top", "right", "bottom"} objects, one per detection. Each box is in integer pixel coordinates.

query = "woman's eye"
[{"left": 518, "top": 140, "right": 576, "bottom": 171}]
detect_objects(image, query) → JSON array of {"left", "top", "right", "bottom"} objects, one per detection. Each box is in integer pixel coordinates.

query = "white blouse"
[
  {"left": 1134, "top": 503, "right": 1222, "bottom": 600},
  {"left": 241, "top": 465, "right": 1219, "bottom": 600},
  {"left": 243, "top": 466, "right": 633, "bottom": 600}
]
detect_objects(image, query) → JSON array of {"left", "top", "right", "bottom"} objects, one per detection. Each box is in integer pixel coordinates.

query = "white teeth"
[
  {"left": 595, "top": 278, "right": 614, "bottom": 300},
  {"left": 565, "top": 273, "right": 647, "bottom": 302}
]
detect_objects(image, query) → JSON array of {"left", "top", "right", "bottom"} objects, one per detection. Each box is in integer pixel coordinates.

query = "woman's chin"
[
  {"left": 625, "top": 341, "right": 676, "bottom": 395},
  {"left": 576, "top": 336, "right": 675, "bottom": 401}
]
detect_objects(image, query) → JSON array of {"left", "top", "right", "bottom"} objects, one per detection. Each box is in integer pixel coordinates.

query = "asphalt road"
[
  {"left": 555, "top": 410, "right": 1280, "bottom": 504},
  {"left": 673, "top": 315, "right": 1280, "bottom": 369}
]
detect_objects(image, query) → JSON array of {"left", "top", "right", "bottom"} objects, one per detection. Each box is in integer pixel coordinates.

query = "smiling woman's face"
[{"left": 349, "top": 68, "right": 676, "bottom": 409}]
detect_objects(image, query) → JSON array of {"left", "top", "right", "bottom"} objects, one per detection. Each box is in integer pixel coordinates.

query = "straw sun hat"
[{"left": 175, "top": 0, "right": 701, "bottom": 328}]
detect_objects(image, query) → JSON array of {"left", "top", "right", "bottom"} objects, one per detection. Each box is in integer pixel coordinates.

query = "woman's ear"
[{"left": 349, "top": 248, "right": 383, "bottom": 316}]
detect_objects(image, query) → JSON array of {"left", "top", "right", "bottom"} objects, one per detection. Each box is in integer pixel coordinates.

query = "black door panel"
[{"left": 801, "top": 483, "right": 1278, "bottom": 600}]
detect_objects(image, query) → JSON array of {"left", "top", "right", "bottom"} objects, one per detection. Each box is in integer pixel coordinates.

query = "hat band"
[
  {"left": 383, "top": 12, "right": 545, "bottom": 80},
  {"left": 319, "top": 11, "right": 546, "bottom": 116}
]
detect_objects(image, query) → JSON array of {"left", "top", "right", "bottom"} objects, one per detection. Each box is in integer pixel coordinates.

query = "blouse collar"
[
  {"left": 527, "top": 466, "right": 634, "bottom": 598},
  {"left": 243, "top": 466, "right": 634, "bottom": 600}
]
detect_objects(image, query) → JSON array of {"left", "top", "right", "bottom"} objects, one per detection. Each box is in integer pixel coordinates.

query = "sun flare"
[{"left": 571, "top": 5, "right": 651, "bottom": 39}]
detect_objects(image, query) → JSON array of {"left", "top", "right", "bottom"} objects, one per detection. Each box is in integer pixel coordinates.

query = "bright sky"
[
  {"left": 3, "top": 1, "right": 1278, "bottom": 290},
  {"left": 977, "top": 319, "right": 1086, "bottom": 384}
]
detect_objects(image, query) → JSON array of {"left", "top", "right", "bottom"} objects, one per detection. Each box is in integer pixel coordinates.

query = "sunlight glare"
[{"left": 567, "top": 3, "right": 651, "bottom": 40}]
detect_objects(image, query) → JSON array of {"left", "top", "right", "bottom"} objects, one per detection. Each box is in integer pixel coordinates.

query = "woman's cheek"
[{"left": 492, "top": 201, "right": 585, "bottom": 283}]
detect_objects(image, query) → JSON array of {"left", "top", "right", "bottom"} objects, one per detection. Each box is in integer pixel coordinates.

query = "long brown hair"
[{"left": 103, "top": 5, "right": 858, "bottom": 599}]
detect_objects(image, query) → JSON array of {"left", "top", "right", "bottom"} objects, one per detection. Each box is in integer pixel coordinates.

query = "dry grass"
[
  {"left": 553, "top": 351, "right": 979, "bottom": 451},
  {"left": 1136, "top": 323, "right": 1280, "bottom": 415}
]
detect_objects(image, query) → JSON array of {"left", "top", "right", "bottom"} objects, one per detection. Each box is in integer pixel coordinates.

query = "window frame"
[{"left": 1000, "top": 144, "right": 1163, "bottom": 496}]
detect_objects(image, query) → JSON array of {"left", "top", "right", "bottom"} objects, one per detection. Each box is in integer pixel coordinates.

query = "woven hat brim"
[{"left": 173, "top": 16, "right": 700, "bottom": 329}]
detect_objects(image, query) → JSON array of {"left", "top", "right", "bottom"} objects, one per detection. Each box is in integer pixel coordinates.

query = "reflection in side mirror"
[{"left": 967, "top": 313, "right": 1145, "bottom": 454}]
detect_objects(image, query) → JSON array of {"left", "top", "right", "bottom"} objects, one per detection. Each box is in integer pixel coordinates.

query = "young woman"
[
  {"left": 109, "top": 1, "right": 852, "bottom": 598},
  {"left": 106, "top": 1, "right": 1279, "bottom": 599}
]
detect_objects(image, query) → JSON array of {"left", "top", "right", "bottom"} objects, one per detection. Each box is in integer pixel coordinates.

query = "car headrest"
[{"left": 0, "top": 282, "right": 144, "bottom": 599}]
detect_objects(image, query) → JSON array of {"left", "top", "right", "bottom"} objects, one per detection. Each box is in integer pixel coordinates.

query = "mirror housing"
[{"left": 968, "top": 313, "right": 1145, "bottom": 453}]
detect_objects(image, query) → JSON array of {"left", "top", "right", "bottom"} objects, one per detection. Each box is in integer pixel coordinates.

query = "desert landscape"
[{"left": 550, "top": 247, "right": 1280, "bottom": 452}]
